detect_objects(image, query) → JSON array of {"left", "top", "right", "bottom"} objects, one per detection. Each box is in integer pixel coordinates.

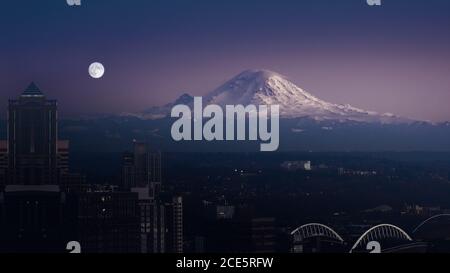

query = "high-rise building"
[
  {"left": 132, "top": 187, "right": 166, "bottom": 253},
  {"left": 56, "top": 140, "right": 87, "bottom": 193},
  {"left": 132, "top": 194, "right": 183, "bottom": 253},
  {"left": 7, "top": 83, "right": 68, "bottom": 185},
  {"left": 122, "top": 141, "right": 183, "bottom": 253},
  {"left": 57, "top": 140, "right": 70, "bottom": 176},
  {"left": 166, "top": 196, "right": 183, "bottom": 253},
  {"left": 75, "top": 186, "right": 141, "bottom": 253},
  {"left": 122, "top": 141, "right": 162, "bottom": 197},
  {"left": 0, "top": 141, "right": 7, "bottom": 188},
  {"left": 0, "top": 83, "right": 78, "bottom": 252},
  {"left": 121, "top": 152, "right": 135, "bottom": 190},
  {"left": 148, "top": 151, "right": 162, "bottom": 199}
]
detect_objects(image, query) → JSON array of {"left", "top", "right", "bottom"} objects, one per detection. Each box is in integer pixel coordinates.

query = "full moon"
[{"left": 89, "top": 62, "right": 105, "bottom": 79}]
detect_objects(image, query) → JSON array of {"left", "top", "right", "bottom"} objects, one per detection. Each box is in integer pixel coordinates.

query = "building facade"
[
  {"left": 123, "top": 142, "right": 183, "bottom": 253},
  {"left": 7, "top": 83, "right": 59, "bottom": 185},
  {"left": 6, "top": 83, "right": 72, "bottom": 186},
  {"left": 0, "top": 140, "right": 7, "bottom": 189},
  {"left": 75, "top": 187, "right": 140, "bottom": 253}
]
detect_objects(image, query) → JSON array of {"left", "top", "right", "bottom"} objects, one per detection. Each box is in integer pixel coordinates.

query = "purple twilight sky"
[{"left": 0, "top": 0, "right": 450, "bottom": 121}]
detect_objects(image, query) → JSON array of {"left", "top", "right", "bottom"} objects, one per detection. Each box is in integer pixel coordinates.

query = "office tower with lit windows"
[
  {"left": 76, "top": 186, "right": 140, "bottom": 253},
  {"left": 166, "top": 196, "right": 184, "bottom": 253}
]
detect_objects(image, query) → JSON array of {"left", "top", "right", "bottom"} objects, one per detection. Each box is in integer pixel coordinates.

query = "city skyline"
[
  {"left": 1, "top": 0, "right": 450, "bottom": 121},
  {"left": 0, "top": 84, "right": 183, "bottom": 253},
  {"left": 3, "top": 0, "right": 450, "bottom": 259}
]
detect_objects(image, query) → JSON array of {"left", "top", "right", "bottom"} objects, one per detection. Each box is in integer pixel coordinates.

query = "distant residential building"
[
  {"left": 217, "top": 205, "right": 235, "bottom": 220},
  {"left": 251, "top": 217, "right": 276, "bottom": 253},
  {"left": 403, "top": 204, "right": 442, "bottom": 216},
  {"left": 281, "top": 161, "right": 311, "bottom": 171},
  {"left": 338, "top": 168, "right": 377, "bottom": 176}
]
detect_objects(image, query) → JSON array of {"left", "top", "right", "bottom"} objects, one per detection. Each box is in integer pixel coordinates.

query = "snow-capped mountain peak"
[
  {"left": 141, "top": 69, "right": 414, "bottom": 123},
  {"left": 205, "top": 69, "right": 323, "bottom": 107}
]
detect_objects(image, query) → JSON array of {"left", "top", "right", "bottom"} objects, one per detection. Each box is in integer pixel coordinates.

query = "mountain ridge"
[{"left": 135, "top": 69, "right": 416, "bottom": 124}]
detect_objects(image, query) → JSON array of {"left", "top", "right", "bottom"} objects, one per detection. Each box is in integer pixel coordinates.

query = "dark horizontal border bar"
[{"left": 0, "top": 253, "right": 447, "bottom": 272}]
